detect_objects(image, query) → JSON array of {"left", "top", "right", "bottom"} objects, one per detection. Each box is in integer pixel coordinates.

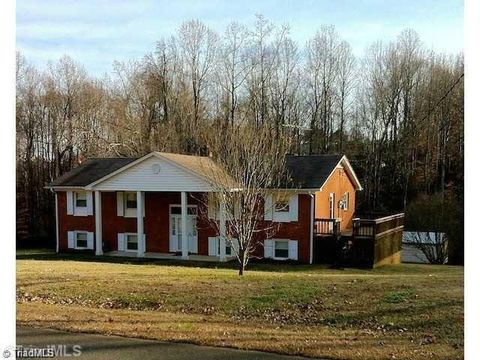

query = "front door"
[{"left": 169, "top": 205, "right": 198, "bottom": 253}]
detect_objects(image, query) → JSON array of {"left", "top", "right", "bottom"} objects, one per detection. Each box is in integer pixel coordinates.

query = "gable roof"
[
  {"left": 47, "top": 152, "right": 361, "bottom": 191},
  {"left": 47, "top": 157, "right": 138, "bottom": 187},
  {"left": 47, "top": 152, "right": 237, "bottom": 190},
  {"left": 285, "top": 154, "right": 362, "bottom": 190}
]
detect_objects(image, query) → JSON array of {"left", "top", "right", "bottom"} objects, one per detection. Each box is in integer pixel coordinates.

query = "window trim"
[
  {"left": 74, "top": 231, "right": 89, "bottom": 250},
  {"left": 216, "top": 238, "right": 232, "bottom": 256},
  {"left": 125, "top": 232, "right": 138, "bottom": 252},
  {"left": 75, "top": 191, "right": 87, "bottom": 208},
  {"left": 273, "top": 239, "right": 290, "bottom": 260},
  {"left": 125, "top": 192, "right": 137, "bottom": 209}
]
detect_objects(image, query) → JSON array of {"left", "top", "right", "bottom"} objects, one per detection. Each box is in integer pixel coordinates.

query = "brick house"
[{"left": 47, "top": 152, "right": 362, "bottom": 264}]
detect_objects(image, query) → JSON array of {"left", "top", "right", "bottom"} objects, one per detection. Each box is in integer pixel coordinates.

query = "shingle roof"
[
  {"left": 156, "top": 152, "right": 237, "bottom": 188},
  {"left": 285, "top": 154, "right": 344, "bottom": 189},
  {"left": 47, "top": 158, "right": 138, "bottom": 187},
  {"left": 47, "top": 152, "right": 356, "bottom": 190}
]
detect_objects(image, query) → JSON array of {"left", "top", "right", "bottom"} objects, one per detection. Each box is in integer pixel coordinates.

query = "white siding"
[{"left": 92, "top": 156, "right": 212, "bottom": 192}]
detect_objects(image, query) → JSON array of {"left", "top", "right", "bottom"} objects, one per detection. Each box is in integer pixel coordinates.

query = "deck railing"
[
  {"left": 313, "top": 218, "right": 341, "bottom": 236},
  {"left": 352, "top": 213, "right": 404, "bottom": 239}
]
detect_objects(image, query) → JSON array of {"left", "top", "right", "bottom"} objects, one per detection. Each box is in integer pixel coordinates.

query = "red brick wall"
[
  {"left": 249, "top": 194, "right": 312, "bottom": 263},
  {"left": 57, "top": 191, "right": 96, "bottom": 252},
  {"left": 57, "top": 191, "right": 312, "bottom": 262}
]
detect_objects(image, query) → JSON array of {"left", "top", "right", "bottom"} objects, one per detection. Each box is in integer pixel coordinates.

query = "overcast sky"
[{"left": 16, "top": 0, "right": 464, "bottom": 76}]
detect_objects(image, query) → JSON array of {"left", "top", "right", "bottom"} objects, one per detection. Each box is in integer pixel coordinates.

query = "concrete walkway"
[{"left": 16, "top": 327, "right": 316, "bottom": 360}]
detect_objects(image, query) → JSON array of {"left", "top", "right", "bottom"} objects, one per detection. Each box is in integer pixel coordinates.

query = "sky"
[{"left": 16, "top": 0, "right": 464, "bottom": 77}]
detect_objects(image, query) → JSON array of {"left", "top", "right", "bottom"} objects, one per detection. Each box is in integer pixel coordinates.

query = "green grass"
[{"left": 16, "top": 252, "right": 464, "bottom": 360}]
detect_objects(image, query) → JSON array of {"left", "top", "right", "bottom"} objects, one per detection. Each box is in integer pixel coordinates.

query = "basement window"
[
  {"left": 75, "top": 232, "right": 88, "bottom": 249},
  {"left": 274, "top": 240, "right": 289, "bottom": 259},
  {"left": 126, "top": 234, "right": 138, "bottom": 251}
]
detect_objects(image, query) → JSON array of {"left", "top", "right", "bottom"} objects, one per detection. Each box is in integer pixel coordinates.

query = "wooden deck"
[{"left": 313, "top": 213, "right": 404, "bottom": 267}]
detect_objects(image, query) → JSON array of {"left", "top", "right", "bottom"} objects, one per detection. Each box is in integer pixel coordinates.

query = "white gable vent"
[{"left": 151, "top": 163, "right": 161, "bottom": 174}]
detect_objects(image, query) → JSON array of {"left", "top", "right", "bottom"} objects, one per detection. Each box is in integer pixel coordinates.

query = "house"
[
  {"left": 46, "top": 152, "right": 362, "bottom": 264},
  {"left": 402, "top": 231, "right": 448, "bottom": 264}
]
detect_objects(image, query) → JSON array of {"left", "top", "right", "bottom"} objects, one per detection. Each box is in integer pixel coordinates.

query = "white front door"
[{"left": 169, "top": 205, "right": 198, "bottom": 253}]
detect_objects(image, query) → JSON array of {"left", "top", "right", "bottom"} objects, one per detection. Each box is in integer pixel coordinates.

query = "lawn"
[{"left": 16, "top": 252, "right": 464, "bottom": 360}]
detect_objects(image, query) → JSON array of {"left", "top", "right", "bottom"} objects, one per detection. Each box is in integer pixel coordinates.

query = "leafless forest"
[{"left": 16, "top": 16, "right": 464, "bottom": 262}]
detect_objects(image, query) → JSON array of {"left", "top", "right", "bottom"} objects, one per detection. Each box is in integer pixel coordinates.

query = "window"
[
  {"left": 76, "top": 232, "right": 88, "bottom": 248},
  {"left": 75, "top": 192, "right": 87, "bottom": 208},
  {"left": 126, "top": 234, "right": 138, "bottom": 251},
  {"left": 340, "top": 192, "right": 349, "bottom": 211},
  {"left": 274, "top": 240, "right": 289, "bottom": 259},
  {"left": 274, "top": 202, "right": 290, "bottom": 212},
  {"left": 125, "top": 192, "right": 137, "bottom": 209},
  {"left": 274, "top": 194, "right": 290, "bottom": 212},
  {"left": 217, "top": 238, "right": 232, "bottom": 256},
  {"left": 170, "top": 206, "right": 197, "bottom": 215}
]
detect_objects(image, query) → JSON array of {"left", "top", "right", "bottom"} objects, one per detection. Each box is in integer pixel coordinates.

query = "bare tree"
[
  {"left": 200, "top": 124, "right": 291, "bottom": 275},
  {"left": 178, "top": 20, "right": 218, "bottom": 131},
  {"left": 217, "top": 22, "right": 251, "bottom": 126}
]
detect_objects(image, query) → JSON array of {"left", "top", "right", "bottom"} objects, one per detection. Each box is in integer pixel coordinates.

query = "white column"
[
  {"left": 95, "top": 191, "right": 103, "bottom": 255},
  {"left": 55, "top": 192, "right": 59, "bottom": 253},
  {"left": 219, "top": 198, "right": 226, "bottom": 262},
  {"left": 181, "top": 191, "right": 189, "bottom": 259},
  {"left": 137, "top": 191, "right": 145, "bottom": 257}
]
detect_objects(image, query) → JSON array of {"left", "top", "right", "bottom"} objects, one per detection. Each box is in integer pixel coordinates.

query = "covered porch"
[
  {"left": 85, "top": 152, "right": 232, "bottom": 262},
  {"left": 92, "top": 190, "right": 231, "bottom": 261}
]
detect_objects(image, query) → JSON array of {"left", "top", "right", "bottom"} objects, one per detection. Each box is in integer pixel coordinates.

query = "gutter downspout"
[
  {"left": 309, "top": 192, "right": 315, "bottom": 264},
  {"left": 50, "top": 189, "right": 59, "bottom": 253}
]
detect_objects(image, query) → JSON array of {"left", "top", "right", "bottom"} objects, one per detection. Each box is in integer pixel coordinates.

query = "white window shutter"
[
  {"left": 117, "top": 192, "right": 124, "bottom": 217},
  {"left": 288, "top": 240, "right": 298, "bottom": 260},
  {"left": 67, "top": 231, "right": 74, "bottom": 248},
  {"left": 264, "top": 195, "right": 273, "bottom": 221},
  {"left": 230, "top": 238, "right": 239, "bottom": 256},
  {"left": 264, "top": 239, "right": 273, "bottom": 258},
  {"left": 208, "top": 237, "right": 218, "bottom": 256},
  {"left": 289, "top": 194, "right": 299, "bottom": 222},
  {"left": 66, "top": 192, "right": 74, "bottom": 215},
  {"left": 86, "top": 192, "right": 94, "bottom": 216},
  {"left": 87, "top": 232, "right": 94, "bottom": 249},
  {"left": 117, "top": 233, "right": 125, "bottom": 251},
  {"left": 207, "top": 196, "right": 217, "bottom": 220}
]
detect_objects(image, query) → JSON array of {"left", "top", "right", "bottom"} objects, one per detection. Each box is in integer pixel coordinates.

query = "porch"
[
  {"left": 104, "top": 251, "right": 235, "bottom": 262},
  {"left": 92, "top": 189, "right": 231, "bottom": 261}
]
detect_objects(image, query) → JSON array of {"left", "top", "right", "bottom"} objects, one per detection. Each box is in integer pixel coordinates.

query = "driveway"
[{"left": 16, "top": 327, "right": 315, "bottom": 360}]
